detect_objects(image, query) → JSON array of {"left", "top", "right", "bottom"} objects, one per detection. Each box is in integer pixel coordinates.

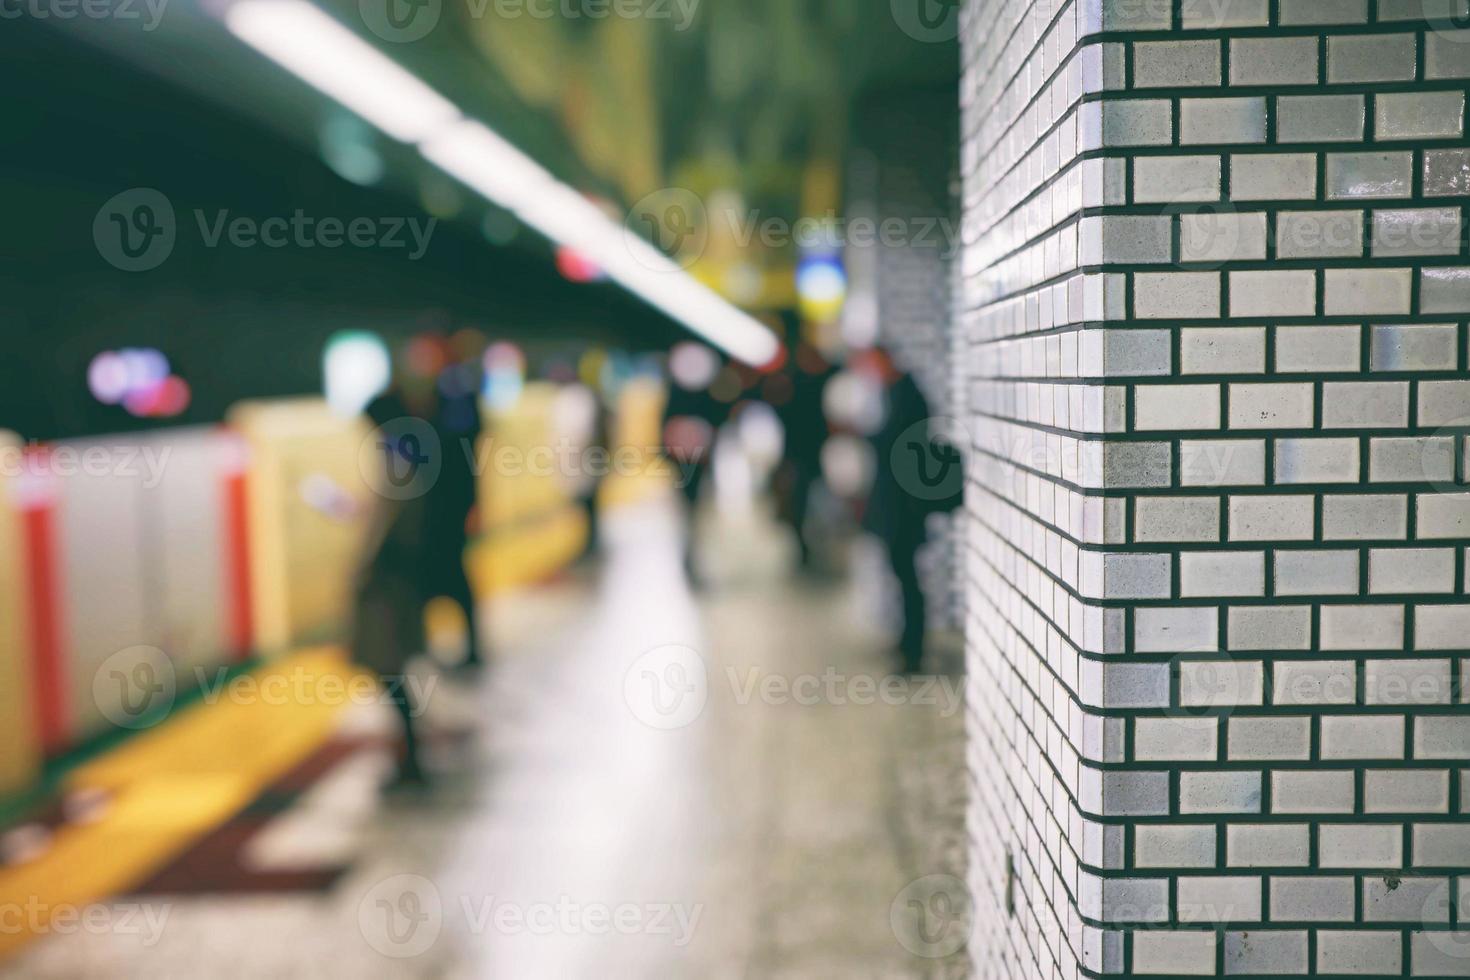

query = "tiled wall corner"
[{"left": 960, "top": 0, "right": 1470, "bottom": 977}]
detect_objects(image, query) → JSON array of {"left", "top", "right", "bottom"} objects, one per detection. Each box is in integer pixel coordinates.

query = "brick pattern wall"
[{"left": 959, "top": 1, "right": 1470, "bottom": 977}]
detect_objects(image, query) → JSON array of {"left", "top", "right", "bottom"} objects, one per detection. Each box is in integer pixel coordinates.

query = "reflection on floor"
[{"left": 2, "top": 498, "right": 967, "bottom": 978}]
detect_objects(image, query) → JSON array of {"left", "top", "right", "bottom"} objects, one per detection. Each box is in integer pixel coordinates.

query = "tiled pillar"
[{"left": 959, "top": 1, "right": 1470, "bottom": 977}]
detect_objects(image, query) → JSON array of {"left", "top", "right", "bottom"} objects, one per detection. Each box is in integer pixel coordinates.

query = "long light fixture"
[
  {"left": 224, "top": 0, "right": 459, "bottom": 143},
  {"left": 223, "top": 0, "right": 780, "bottom": 366}
]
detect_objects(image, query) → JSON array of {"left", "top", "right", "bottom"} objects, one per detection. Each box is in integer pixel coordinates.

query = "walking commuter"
[{"left": 352, "top": 388, "right": 434, "bottom": 787}]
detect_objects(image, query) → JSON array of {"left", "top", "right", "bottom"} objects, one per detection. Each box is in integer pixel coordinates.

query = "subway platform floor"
[{"left": 2, "top": 499, "right": 968, "bottom": 979}]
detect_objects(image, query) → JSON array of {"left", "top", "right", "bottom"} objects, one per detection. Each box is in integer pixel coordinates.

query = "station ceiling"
[{"left": 0, "top": 1, "right": 956, "bottom": 437}]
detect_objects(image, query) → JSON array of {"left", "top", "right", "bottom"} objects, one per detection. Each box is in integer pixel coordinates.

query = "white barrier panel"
[
  {"left": 150, "top": 429, "right": 236, "bottom": 677},
  {"left": 53, "top": 442, "right": 151, "bottom": 742},
  {"left": 40, "top": 428, "right": 246, "bottom": 747}
]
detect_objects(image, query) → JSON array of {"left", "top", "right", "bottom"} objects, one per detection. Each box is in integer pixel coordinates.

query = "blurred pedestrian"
[
  {"left": 577, "top": 383, "right": 612, "bottom": 562},
  {"left": 352, "top": 388, "right": 432, "bottom": 788},
  {"left": 423, "top": 358, "right": 486, "bottom": 669},
  {"left": 775, "top": 341, "right": 835, "bottom": 571},
  {"left": 862, "top": 350, "right": 961, "bottom": 673},
  {"left": 663, "top": 343, "right": 724, "bottom": 586}
]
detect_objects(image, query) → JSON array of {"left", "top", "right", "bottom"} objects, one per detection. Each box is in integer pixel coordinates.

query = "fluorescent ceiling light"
[
  {"left": 418, "top": 120, "right": 556, "bottom": 206},
  {"left": 425, "top": 122, "right": 778, "bottom": 364},
  {"left": 223, "top": 0, "right": 779, "bottom": 365},
  {"left": 225, "top": 0, "right": 460, "bottom": 143}
]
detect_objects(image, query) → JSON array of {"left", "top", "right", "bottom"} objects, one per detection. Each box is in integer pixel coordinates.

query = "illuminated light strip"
[
  {"left": 224, "top": 0, "right": 459, "bottom": 143},
  {"left": 223, "top": 0, "right": 779, "bottom": 366},
  {"left": 422, "top": 121, "right": 780, "bottom": 366}
]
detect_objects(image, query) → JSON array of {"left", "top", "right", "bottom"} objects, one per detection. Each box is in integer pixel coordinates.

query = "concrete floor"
[{"left": 4, "top": 499, "right": 967, "bottom": 979}]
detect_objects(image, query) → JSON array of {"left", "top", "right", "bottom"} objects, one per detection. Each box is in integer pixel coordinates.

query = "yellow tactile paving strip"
[
  {"left": 0, "top": 648, "right": 356, "bottom": 960},
  {"left": 468, "top": 502, "right": 588, "bottom": 595}
]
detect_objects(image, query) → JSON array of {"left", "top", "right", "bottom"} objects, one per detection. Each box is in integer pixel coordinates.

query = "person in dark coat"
[
  {"left": 775, "top": 342, "right": 835, "bottom": 571},
  {"left": 863, "top": 352, "right": 963, "bottom": 673},
  {"left": 664, "top": 345, "right": 732, "bottom": 587},
  {"left": 421, "top": 363, "right": 485, "bottom": 668},
  {"left": 663, "top": 385, "right": 721, "bottom": 585},
  {"left": 352, "top": 389, "right": 433, "bottom": 786}
]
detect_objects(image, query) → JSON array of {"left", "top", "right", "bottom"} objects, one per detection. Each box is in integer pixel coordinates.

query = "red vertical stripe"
[
  {"left": 23, "top": 503, "right": 68, "bottom": 753},
  {"left": 221, "top": 470, "right": 253, "bottom": 660}
]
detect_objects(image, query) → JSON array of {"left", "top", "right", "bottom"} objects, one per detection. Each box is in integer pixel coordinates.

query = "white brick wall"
[{"left": 959, "top": 1, "right": 1470, "bottom": 976}]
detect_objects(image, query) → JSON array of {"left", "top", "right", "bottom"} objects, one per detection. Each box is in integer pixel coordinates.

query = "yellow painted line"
[
  {"left": 468, "top": 502, "right": 588, "bottom": 595},
  {"left": 0, "top": 649, "right": 357, "bottom": 960}
]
